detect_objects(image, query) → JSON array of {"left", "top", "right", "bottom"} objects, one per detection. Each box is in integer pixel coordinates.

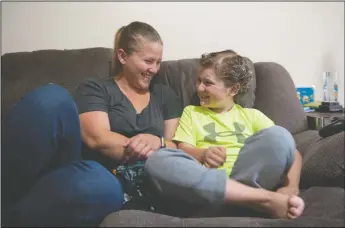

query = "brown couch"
[{"left": 2, "top": 47, "right": 344, "bottom": 227}]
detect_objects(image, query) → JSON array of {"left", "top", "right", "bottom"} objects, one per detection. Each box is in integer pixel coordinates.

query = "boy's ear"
[{"left": 229, "top": 83, "right": 241, "bottom": 96}]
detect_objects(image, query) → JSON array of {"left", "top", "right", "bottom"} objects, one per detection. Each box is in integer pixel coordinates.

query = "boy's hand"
[{"left": 203, "top": 146, "right": 226, "bottom": 168}]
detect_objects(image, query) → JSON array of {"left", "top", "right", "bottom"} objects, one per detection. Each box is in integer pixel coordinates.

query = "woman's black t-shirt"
[{"left": 74, "top": 77, "right": 182, "bottom": 168}]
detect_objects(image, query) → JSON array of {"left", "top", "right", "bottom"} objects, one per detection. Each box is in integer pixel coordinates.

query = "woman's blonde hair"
[{"left": 112, "top": 21, "right": 163, "bottom": 76}]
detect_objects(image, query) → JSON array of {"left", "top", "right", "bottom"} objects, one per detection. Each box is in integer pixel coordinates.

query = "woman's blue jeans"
[{"left": 2, "top": 84, "right": 124, "bottom": 226}]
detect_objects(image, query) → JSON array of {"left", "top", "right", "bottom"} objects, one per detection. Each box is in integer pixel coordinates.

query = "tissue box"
[{"left": 296, "top": 86, "right": 315, "bottom": 106}]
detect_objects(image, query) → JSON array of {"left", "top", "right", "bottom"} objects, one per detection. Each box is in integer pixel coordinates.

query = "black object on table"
[
  {"left": 315, "top": 101, "right": 344, "bottom": 112},
  {"left": 305, "top": 111, "right": 345, "bottom": 130}
]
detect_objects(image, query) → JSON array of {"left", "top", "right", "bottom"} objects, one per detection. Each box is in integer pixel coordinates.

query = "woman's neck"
[{"left": 114, "top": 73, "right": 148, "bottom": 95}]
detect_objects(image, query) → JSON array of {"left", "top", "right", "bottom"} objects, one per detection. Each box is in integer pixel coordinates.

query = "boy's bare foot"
[
  {"left": 287, "top": 195, "right": 305, "bottom": 219},
  {"left": 223, "top": 179, "right": 304, "bottom": 219},
  {"left": 248, "top": 192, "right": 305, "bottom": 219},
  {"left": 265, "top": 192, "right": 305, "bottom": 219}
]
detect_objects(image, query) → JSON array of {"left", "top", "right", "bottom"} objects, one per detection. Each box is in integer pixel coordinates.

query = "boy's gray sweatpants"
[{"left": 144, "top": 125, "right": 295, "bottom": 205}]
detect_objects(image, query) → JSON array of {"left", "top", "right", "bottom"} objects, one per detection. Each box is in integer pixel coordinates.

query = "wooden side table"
[{"left": 305, "top": 111, "right": 345, "bottom": 130}]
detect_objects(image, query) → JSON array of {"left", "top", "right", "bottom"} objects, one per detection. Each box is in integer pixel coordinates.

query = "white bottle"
[{"left": 322, "top": 72, "right": 330, "bottom": 101}]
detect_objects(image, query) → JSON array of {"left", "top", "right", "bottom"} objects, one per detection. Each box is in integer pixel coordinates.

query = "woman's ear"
[{"left": 117, "top": 49, "right": 127, "bottom": 64}]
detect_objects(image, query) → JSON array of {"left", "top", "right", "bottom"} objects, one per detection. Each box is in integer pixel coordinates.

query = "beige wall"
[{"left": 2, "top": 2, "right": 344, "bottom": 104}]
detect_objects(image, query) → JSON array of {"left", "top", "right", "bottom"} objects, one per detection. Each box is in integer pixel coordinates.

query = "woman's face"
[{"left": 118, "top": 41, "right": 163, "bottom": 91}]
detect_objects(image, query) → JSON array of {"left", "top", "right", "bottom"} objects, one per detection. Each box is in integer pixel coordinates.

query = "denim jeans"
[{"left": 2, "top": 84, "right": 124, "bottom": 226}]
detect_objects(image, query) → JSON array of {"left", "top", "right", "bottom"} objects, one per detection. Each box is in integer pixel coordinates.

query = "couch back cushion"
[
  {"left": 253, "top": 62, "right": 308, "bottom": 134},
  {"left": 1, "top": 47, "right": 113, "bottom": 121},
  {"left": 1, "top": 47, "right": 256, "bottom": 122}
]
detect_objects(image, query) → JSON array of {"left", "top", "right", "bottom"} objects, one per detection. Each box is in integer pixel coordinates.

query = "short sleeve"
[
  {"left": 161, "top": 86, "right": 182, "bottom": 120},
  {"left": 74, "top": 78, "right": 109, "bottom": 114},
  {"left": 252, "top": 109, "right": 275, "bottom": 132},
  {"left": 172, "top": 105, "right": 196, "bottom": 146}
]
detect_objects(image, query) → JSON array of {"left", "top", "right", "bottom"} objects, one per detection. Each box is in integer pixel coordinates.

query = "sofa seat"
[{"left": 100, "top": 186, "right": 344, "bottom": 227}]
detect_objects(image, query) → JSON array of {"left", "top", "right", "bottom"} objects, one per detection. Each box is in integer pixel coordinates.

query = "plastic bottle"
[{"left": 333, "top": 72, "right": 338, "bottom": 102}]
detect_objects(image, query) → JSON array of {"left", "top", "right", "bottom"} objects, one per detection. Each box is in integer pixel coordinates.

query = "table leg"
[
  {"left": 319, "top": 117, "right": 325, "bottom": 129},
  {"left": 307, "top": 116, "right": 317, "bottom": 130}
]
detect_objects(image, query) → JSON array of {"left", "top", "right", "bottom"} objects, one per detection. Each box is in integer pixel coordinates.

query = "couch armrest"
[{"left": 299, "top": 131, "right": 344, "bottom": 190}]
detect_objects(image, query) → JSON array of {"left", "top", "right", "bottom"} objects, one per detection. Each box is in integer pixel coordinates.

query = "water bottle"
[{"left": 333, "top": 72, "right": 338, "bottom": 102}]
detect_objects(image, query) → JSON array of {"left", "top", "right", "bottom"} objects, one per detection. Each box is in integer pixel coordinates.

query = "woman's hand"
[
  {"left": 203, "top": 146, "right": 227, "bottom": 168},
  {"left": 124, "top": 134, "right": 161, "bottom": 161}
]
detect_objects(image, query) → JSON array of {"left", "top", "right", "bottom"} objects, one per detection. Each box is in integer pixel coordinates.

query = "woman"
[
  {"left": 145, "top": 50, "right": 305, "bottom": 219},
  {"left": 74, "top": 21, "right": 181, "bottom": 207},
  {"left": 75, "top": 21, "right": 180, "bottom": 168}
]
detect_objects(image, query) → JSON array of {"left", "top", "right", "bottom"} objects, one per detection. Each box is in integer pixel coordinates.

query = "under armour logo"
[{"left": 203, "top": 122, "right": 246, "bottom": 143}]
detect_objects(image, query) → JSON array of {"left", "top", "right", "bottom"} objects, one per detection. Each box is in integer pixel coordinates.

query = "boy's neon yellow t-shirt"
[{"left": 173, "top": 104, "right": 275, "bottom": 176}]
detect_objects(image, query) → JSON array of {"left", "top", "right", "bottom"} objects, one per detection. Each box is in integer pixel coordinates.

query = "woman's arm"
[
  {"left": 125, "top": 117, "right": 180, "bottom": 156},
  {"left": 158, "top": 84, "right": 184, "bottom": 149},
  {"left": 79, "top": 111, "right": 129, "bottom": 161}
]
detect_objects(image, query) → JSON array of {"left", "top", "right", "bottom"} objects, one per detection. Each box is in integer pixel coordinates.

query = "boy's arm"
[
  {"left": 172, "top": 105, "right": 197, "bottom": 150},
  {"left": 175, "top": 141, "right": 205, "bottom": 163}
]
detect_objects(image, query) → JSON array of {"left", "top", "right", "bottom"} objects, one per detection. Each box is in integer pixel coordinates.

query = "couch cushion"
[
  {"left": 293, "top": 130, "right": 320, "bottom": 157},
  {"left": 299, "top": 186, "right": 344, "bottom": 219},
  {"left": 2, "top": 49, "right": 256, "bottom": 121},
  {"left": 291, "top": 129, "right": 344, "bottom": 190},
  {"left": 253, "top": 62, "right": 308, "bottom": 134},
  {"left": 300, "top": 131, "right": 344, "bottom": 189},
  {"left": 100, "top": 187, "right": 344, "bottom": 227},
  {"left": 152, "top": 57, "right": 256, "bottom": 112},
  {"left": 1, "top": 47, "right": 113, "bottom": 122}
]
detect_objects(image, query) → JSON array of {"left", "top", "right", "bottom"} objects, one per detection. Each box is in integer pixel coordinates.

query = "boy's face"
[{"left": 196, "top": 67, "right": 235, "bottom": 109}]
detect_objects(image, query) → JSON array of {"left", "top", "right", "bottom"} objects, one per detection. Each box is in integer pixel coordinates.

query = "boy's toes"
[
  {"left": 288, "top": 195, "right": 305, "bottom": 218},
  {"left": 288, "top": 195, "right": 302, "bottom": 206},
  {"left": 288, "top": 207, "right": 298, "bottom": 216},
  {"left": 287, "top": 212, "right": 297, "bottom": 220}
]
